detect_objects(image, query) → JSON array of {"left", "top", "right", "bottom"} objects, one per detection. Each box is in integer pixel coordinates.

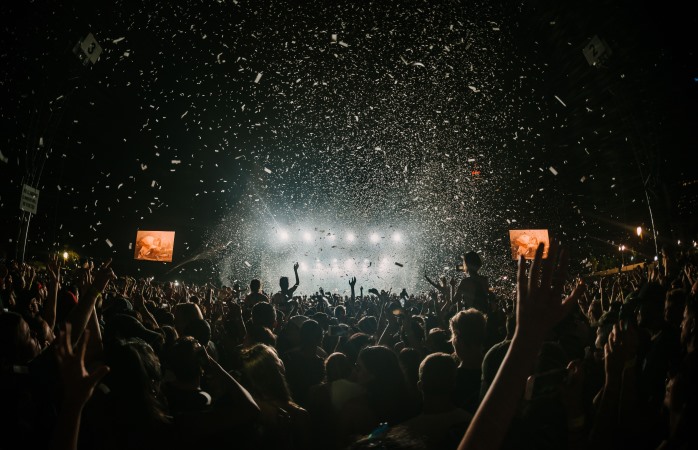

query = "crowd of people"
[{"left": 1, "top": 242, "right": 696, "bottom": 449}]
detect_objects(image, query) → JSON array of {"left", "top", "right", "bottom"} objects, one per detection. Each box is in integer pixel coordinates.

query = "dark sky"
[{"left": 1, "top": 0, "right": 696, "bottom": 286}]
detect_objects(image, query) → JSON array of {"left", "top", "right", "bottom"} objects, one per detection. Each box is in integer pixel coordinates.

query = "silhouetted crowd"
[{"left": 1, "top": 245, "right": 696, "bottom": 449}]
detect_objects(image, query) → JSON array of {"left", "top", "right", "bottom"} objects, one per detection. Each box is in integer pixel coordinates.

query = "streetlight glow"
[
  {"left": 636, "top": 226, "right": 642, "bottom": 237},
  {"left": 62, "top": 251, "right": 69, "bottom": 260}
]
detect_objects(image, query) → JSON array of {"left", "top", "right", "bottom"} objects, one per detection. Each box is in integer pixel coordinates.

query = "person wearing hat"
[{"left": 104, "top": 314, "right": 162, "bottom": 347}]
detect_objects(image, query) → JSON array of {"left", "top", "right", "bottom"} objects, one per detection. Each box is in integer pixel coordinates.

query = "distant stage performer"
[
  {"left": 514, "top": 233, "right": 539, "bottom": 259},
  {"left": 137, "top": 235, "right": 162, "bottom": 259}
]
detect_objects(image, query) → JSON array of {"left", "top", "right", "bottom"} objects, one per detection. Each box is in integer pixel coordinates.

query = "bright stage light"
[
  {"left": 346, "top": 233, "right": 355, "bottom": 242},
  {"left": 303, "top": 231, "right": 312, "bottom": 242},
  {"left": 392, "top": 232, "right": 402, "bottom": 242},
  {"left": 279, "top": 230, "right": 289, "bottom": 241},
  {"left": 370, "top": 233, "right": 380, "bottom": 243},
  {"left": 299, "top": 262, "right": 308, "bottom": 272},
  {"left": 62, "top": 251, "right": 69, "bottom": 260}
]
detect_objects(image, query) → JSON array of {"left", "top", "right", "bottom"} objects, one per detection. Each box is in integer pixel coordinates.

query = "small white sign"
[{"left": 20, "top": 184, "right": 39, "bottom": 214}]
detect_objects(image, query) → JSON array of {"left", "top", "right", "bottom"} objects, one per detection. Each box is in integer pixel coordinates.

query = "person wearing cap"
[{"left": 104, "top": 314, "right": 162, "bottom": 348}]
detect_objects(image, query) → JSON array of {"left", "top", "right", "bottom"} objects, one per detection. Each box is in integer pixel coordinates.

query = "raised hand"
[
  {"left": 92, "top": 259, "right": 116, "bottom": 292},
  {"left": 515, "top": 241, "right": 585, "bottom": 344},
  {"left": 47, "top": 253, "right": 62, "bottom": 285},
  {"left": 349, "top": 277, "right": 357, "bottom": 289},
  {"left": 604, "top": 324, "right": 626, "bottom": 384},
  {"left": 293, "top": 262, "right": 300, "bottom": 272},
  {"left": 55, "top": 324, "right": 110, "bottom": 408}
]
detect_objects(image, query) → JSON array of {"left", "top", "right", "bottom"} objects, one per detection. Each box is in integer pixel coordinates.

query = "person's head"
[
  {"left": 250, "top": 279, "right": 261, "bottom": 293},
  {"left": 173, "top": 303, "right": 203, "bottom": 335},
  {"left": 356, "top": 345, "right": 404, "bottom": 388},
  {"left": 0, "top": 312, "right": 40, "bottom": 365},
  {"left": 426, "top": 328, "right": 453, "bottom": 354},
  {"left": 334, "top": 305, "right": 346, "bottom": 321},
  {"left": 279, "top": 276, "right": 290, "bottom": 291},
  {"left": 103, "top": 338, "right": 168, "bottom": 424},
  {"left": 167, "top": 336, "right": 203, "bottom": 385},
  {"left": 595, "top": 310, "right": 619, "bottom": 349},
  {"left": 182, "top": 318, "right": 211, "bottom": 346},
  {"left": 25, "top": 316, "right": 54, "bottom": 350},
  {"left": 300, "top": 319, "right": 323, "bottom": 349},
  {"left": 398, "top": 347, "right": 422, "bottom": 385},
  {"left": 343, "top": 332, "right": 374, "bottom": 365},
  {"left": 326, "top": 352, "right": 353, "bottom": 382},
  {"left": 665, "top": 289, "right": 687, "bottom": 329},
  {"left": 637, "top": 282, "right": 666, "bottom": 332},
  {"left": 15, "top": 291, "right": 39, "bottom": 319},
  {"left": 245, "top": 324, "right": 277, "bottom": 348},
  {"left": 357, "top": 315, "right": 378, "bottom": 335},
  {"left": 418, "top": 352, "right": 458, "bottom": 398},
  {"left": 450, "top": 308, "right": 487, "bottom": 363},
  {"left": 463, "top": 251, "right": 482, "bottom": 274},
  {"left": 241, "top": 344, "right": 292, "bottom": 403},
  {"left": 104, "top": 314, "right": 163, "bottom": 348},
  {"left": 252, "top": 301, "right": 276, "bottom": 329},
  {"left": 356, "top": 346, "right": 410, "bottom": 422}
]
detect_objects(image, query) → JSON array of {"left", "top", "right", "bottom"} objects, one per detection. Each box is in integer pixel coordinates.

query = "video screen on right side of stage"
[{"left": 508, "top": 229, "right": 550, "bottom": 260}]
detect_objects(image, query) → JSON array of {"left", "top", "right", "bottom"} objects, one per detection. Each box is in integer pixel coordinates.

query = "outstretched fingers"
[
  {"left": 517, "top": 255, "right": 526, "bottom": 302},
  {"left": 540, "top": 240, "right": 559, "bottom": 290},
  {"left": 527, "top": 243, "right": 546, "bottom": 296}
]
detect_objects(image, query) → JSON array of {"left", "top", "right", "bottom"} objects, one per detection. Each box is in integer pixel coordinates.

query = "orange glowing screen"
[
  {"left": 134, "top": 230, "right": 175, "bottom": 262},
  {"left": 508, "top": 229, "right": 550, "bottom": 260}
]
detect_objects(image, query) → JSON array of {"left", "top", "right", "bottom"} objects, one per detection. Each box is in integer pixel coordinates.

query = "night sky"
[{"left": 1, "top": 0, "right": 696, "bottom": 291}]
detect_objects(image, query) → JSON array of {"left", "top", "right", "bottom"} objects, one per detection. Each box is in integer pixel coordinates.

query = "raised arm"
[
  {"left": 51, "top": 325, "right": 109, "bottom": 450},
  {"left": 349, "top": 277, "right": 357, "bottom": 303},
  {"left": 66, "top": 259, "right": 116, "bottom": 344},
  {"left": 424, "top": 272, "right": 442, "bottom": 290},
  {"left": 44, "top": 253, "right": 62, "bottom": 330},
  {"left": 458, "top": 242, "right": 584, "bottom": 450}
]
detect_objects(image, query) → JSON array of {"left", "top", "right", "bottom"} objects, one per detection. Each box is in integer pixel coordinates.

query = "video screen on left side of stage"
[{"left": 133, "top": 230, "right": 175, "bottom": 262}]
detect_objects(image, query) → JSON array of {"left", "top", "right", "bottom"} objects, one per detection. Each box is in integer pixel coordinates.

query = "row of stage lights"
[
  {"left": 292, "top": 257, "right": 397, "bottom": 273},
  {"left": 276, "top": 230, "right": 403, "bottom": 243}
]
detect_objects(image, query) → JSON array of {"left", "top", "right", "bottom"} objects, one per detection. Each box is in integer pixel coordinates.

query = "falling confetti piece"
[
  {"left": 254, "top": 72, "right": 263, "bottom": 83},
  {"left": 264, "top": 167, "right": 272, "bottom": 174},
  {"left": 244, "top": 261, "right": 251, "bottom": 267},
  {"left": 549, "top": 167, "right": 558, "bottom": 175},
  {"left": 105, "top": 239, "right": 113, "bottom": 247},
  {"left": 554, "top": 95, "right": 567, "bottom": 107}
]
